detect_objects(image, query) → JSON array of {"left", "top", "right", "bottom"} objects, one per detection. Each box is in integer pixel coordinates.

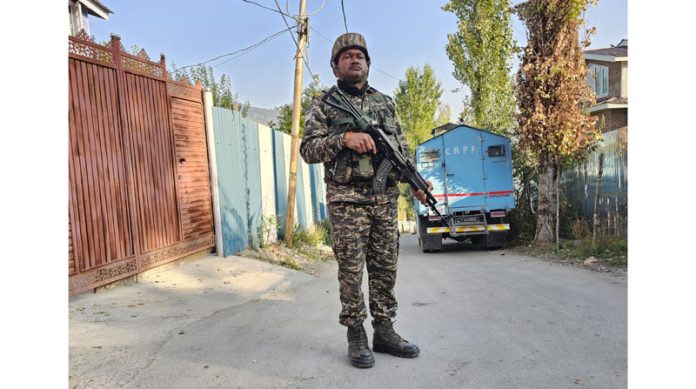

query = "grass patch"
[
  {"left": 294, "top": 224, "right": 326, "bottom": 248},
  {"left": 514, "top": 234, "right": 627, "bottom": 272},
  {"left": 240, "top": 221, "right": 335, "bottom": 275}
]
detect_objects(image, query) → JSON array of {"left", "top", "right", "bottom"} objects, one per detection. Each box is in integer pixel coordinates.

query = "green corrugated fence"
[{"left": 212, "top": 107, "right": 327, "bottom": 256}]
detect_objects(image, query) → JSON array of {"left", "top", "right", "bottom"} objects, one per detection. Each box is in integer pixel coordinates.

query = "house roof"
[
  {"left": 597, "top": 96, "right": 628, "bottom": 104},
  {"left": 590, "top": 97, "right": 628, "bottom": 113},
  {"left": 584, "top": 39, "right": 628, "bottom": 62},
  {"left": 585, "top": 46, "right": 628, "bottom": 57},
  {"left": 77, "top": 0, "right": 114, "bottom": 19}
]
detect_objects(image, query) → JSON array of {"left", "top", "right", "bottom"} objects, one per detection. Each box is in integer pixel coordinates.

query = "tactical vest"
[{"left": 323, "top": 87, "right": 405, "bottom": 186}]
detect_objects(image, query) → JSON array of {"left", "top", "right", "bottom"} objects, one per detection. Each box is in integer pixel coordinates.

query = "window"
[
  {"left": 419, "top": 149, "right": 440, "bottom": 169},
  {"left": 587, "top": 64, "right": 609, "bottom": 97},
  {"left": 487, "top": 145, "right": 505, "bottom": 157}
]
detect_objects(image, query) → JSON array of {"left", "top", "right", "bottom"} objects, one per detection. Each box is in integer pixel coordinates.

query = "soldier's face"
[{"left": 337, "top": 48, "right": 368, "bottom": 83}]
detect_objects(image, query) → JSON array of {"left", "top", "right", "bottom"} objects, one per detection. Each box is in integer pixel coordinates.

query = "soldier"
[{"left": 300, "top": 32, "right": 431, "bottom": 368}]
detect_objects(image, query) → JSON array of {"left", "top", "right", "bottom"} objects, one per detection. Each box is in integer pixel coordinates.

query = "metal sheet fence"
[
  {"left": 212, "top": 108, "right": 327, "bottom": 255},
  {"left": 561, "top": 127, "right": 628, "bottom": 236}
]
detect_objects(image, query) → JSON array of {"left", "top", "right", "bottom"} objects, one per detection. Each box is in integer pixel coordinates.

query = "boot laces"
[
  {"left": 348, "top": 325, "right": 369, "bottom": 350},
  {"left": 377, "top": 321, "right": 406, "bottom": 344}
]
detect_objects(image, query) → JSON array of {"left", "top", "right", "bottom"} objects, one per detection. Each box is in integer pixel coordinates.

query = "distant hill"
[{"left": 245, "top": 106, "right": 281, "bottom": 128}]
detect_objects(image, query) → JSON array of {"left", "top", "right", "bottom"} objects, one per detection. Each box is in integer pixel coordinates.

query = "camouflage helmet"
[{"left": 330, "top": 32, "right": 371, "bottom": 70}]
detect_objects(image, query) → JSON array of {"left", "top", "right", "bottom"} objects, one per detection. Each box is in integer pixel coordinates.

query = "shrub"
[
  {"left": 319, "top": 218, "right": 332, "bottom": 245},
  {"left": 570, "top": 218, "right": 590, "bottom": 240},
  {"left": 258, "top": 215, "right": 279, "bottom": 248},
  {"left": 295, "top": 224, "right": 325, "bottom": 247}
]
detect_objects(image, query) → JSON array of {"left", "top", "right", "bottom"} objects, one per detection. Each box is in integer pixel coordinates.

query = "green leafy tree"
[
  {"left": 269, "top": 76, "right": 327, "bottom": 136},
  {"left": 435, "top": 104, "right": 452, "bottom": 127},
  {"left": 393, "top": 64, "right": 444, "bottom": 153},
  {"left": 170, "top": 63, "right": 250, "bottom": 116},
  {"left": 515, "top": 0, "right": 600, "bottom": 244},
  {"left": 393, "top": 65, "right": 446, "bottom": 223},
  {"left": 443, "top": 0, "right": 517, "bottom": 136}
]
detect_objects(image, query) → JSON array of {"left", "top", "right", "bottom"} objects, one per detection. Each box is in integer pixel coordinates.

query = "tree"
[
  {"left": 392, "top": 65, "right": 446, "bottom": 223},
  {"left": 269, "top": 76, "right": 327, "bottom": 136},
  {"left": 170, "top": 64, "right": 250, "bottom": 116},
  {"left": 393, "top": 64, "right": 444, "bottom": 153},
  {"left": 443, "top": 0, "right": 517, "bottom": 136},
  {"left": 435, "top": 104, "right": 453, "bottom": 127},
  {"left": 515, "top": 0, "right": 600, "bottom": 244}
]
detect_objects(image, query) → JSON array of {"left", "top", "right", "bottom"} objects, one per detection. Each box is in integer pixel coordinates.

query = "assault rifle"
[{"left": 321, "top": 87, "right": 446, "bottom": 225}]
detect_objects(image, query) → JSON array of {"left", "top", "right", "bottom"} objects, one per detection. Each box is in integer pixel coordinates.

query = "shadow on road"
[{"left": 401, "top": 233, "right": 507, "bottom": 254}]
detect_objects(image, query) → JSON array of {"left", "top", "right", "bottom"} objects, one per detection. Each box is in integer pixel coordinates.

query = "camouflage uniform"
[{"left": 300, "top": 84, "right": 414, "bottom": 328}]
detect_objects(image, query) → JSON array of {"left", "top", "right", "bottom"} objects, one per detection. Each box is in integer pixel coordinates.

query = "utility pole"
[{"left": 284, "top": 0, "right": 308, "bottom": 247}]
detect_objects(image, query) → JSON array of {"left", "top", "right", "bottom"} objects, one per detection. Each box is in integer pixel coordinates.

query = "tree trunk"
[{"left": 535, "top": 159, "right": 555, "bottom": 243}]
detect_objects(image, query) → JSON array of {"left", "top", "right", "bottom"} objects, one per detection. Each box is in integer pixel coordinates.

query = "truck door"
[
  {"left": 480, "top": 134, "right": 515, "bottom": 210},
  {"left": 415, "top": 137, "right": 446, "bottom": 216},
  {"left": 441, "top": 128, "right": 486, "bottom": 211}
]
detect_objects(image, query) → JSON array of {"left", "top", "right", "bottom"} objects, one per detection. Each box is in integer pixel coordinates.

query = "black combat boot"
[
  {"left": 372, "top": 320, "right": 420, "bottom": 358},
  {"left": 346, "top": 323, "right": 375, "bottom": 368}
]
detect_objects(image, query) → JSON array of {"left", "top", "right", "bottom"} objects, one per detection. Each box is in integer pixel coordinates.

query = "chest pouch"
[
  {"left": 331, "top": 149, "right": 353, "bottom": 183},
  {"left": 351, "top": 152, "right": 374, "bottom": 180},
  {"left": 328, "top": 116, "right": 375, "bottom": 182}
]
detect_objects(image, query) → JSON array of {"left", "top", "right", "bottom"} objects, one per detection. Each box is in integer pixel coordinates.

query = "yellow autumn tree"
[{"left": 515, "top": 0, "right": 601, "bottom": 244}]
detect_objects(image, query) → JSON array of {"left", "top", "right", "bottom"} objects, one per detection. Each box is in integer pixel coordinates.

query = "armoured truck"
[{"left": 414, "top": 123, "right": 515, "bottom": 252}]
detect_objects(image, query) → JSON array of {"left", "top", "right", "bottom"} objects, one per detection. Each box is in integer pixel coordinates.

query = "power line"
[
  {"left": 306, "top": 0, "right": 328, "bottom": 16},
  {"left": 274, "top": 0, "right": 315, "bottom": 79},
  {"left": 281, "top": 0, "right": 327, "bottom": 18},
  {"left": 310, "top": 26, "right": 332, "bottom": 43},
  {"left": 241, "top": 0, "right": 294, "bottom": 17},
  {"left": 178, "top": 26, "right": 294, "bottom": 71},
  {"left": 238, "top": 0, "right": 321, "bottom": 79},
  {"left": 212, "top": 28, "right": 289, "bottom": 68},
  {"left": 340, "top": 0, "right": 349, "bottom": 33},
  {"left": 310, "top": 26, "right": 402, "bottom": 82},
  {"left": 374, "top": 68, "right": 400, "bottom": 82}
]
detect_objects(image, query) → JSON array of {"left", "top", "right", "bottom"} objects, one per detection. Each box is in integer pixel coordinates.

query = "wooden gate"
[{"left": 68, "top": 31, "right": 215, "bottom": 295}]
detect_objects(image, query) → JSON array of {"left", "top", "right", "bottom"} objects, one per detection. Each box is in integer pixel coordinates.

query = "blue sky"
[{"left": 90, "top": 0, "right": 627, "bottom": 121}]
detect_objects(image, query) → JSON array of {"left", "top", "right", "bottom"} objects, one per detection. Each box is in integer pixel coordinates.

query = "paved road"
[{"left": 70, "top": 235, "right": 627, "bottom": 389}]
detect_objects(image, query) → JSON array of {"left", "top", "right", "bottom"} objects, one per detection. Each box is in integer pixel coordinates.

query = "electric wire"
[
  {"left": 212, "top": 29, "right": 288, "bottom": 68},
  {"left": 341, "top": 0, "right": 348, "bottom": 33},
  {"left": 310, "top": 26, "right": 402, "bottom": 82},
  {"left": 274, "top": 0, "right": 316, "bottom": 79},
  {"left": 309, "top": 26, "right": 332, "bottom": 43},
  {"left": 373, "top": 68, "right": 400, "bottom": 82},
  {"left": 305, "top": 0, "right": 328, "bottom": 16},
  {"left": 240, "top": 0, "right": 293, "bottom": 17},
  {"left": 178, "top": 26, "right": 294, "bottom": 70}
]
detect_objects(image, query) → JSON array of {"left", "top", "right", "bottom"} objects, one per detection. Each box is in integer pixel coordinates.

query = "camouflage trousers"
[{"left": 328, "top": 198, "right": 400, "bottom": 328}]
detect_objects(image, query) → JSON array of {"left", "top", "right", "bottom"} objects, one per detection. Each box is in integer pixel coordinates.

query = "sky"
[{"left": 90, "top": 0, "right": 627, "bottom": 122}]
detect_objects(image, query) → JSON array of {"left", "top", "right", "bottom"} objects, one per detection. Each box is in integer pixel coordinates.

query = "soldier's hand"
[
  {"left": 411, "top": 180, "right": 433, "bottom": 205},
  {"left": 345, "top": 131, "right": 376, "bottom": 155}
]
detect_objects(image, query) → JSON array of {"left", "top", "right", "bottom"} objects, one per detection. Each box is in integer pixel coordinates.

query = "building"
[
  {"left": 559, "top": 38, "right": 629, "bottom": 237},
  {"left": 68, "top": 0, "right": 113, "bottom": 36},
  {"left": 585, "top": 39, "right": 628, "bottom": 133}
]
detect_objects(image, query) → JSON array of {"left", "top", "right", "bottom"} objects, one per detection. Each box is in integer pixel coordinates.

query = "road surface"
[{"left": 70, "top": 234, "right": 627, "bottom": 388}]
